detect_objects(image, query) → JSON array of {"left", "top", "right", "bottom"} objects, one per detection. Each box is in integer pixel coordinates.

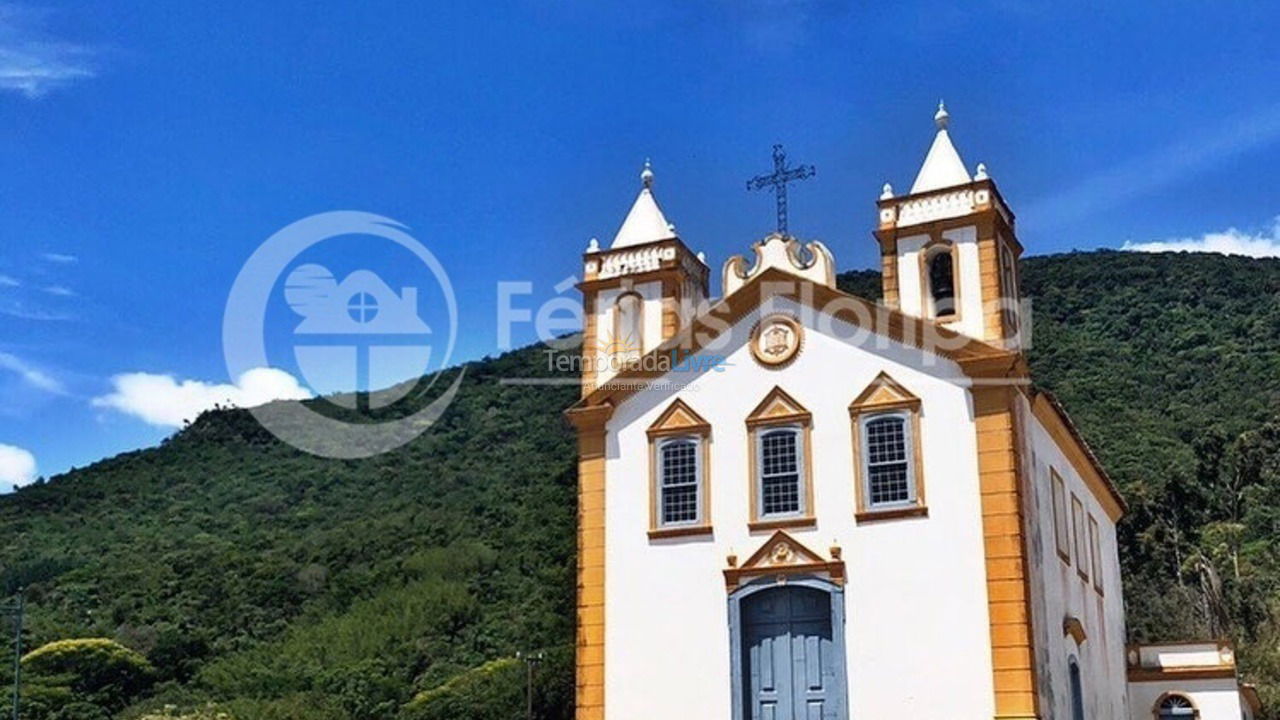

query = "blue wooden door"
[{"left": 742, "top": 586, "right": 840, "bottom": 720}]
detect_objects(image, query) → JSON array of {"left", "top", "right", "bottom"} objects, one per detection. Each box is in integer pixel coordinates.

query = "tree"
[{"left": 21, "top": 638, "right": 156, "bottom": 717}]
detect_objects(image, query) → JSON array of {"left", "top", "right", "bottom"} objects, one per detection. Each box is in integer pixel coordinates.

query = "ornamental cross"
[{"left": 746, "top": 144, "right": 815, "bottom": 237}]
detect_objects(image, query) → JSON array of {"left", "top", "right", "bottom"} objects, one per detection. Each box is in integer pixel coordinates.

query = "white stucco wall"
[
  {"left": 894, "top": 224, "right": 984, "bottom": 342},
  {"left": 1128, "top": 679, "right": 1249, "bottom": 720},
  {"left": 601, "top": 297, "right": 996, "bottom": 719},
  {"left": 1024, "top": 407, "right": 1130, "bottom": 719}
]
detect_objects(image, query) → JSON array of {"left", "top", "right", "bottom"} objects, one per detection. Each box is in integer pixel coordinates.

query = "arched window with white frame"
[{"left": 1156, "top": 693, "right": 1198, "bottom": 719}]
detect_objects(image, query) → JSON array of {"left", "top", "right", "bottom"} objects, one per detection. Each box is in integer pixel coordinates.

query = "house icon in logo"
[
  {"left": 286, "top": 265, "right": 431, "bottom": 335},
  {"left": 284, "top": 264, "right": 432, "bottom": 409}
]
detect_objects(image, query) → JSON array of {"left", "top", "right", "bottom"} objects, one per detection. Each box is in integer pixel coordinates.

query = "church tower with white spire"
[
  {"left": 579, "top": 161, "right": 709, "bottom": 395},
  {"left": 876, "top": 102, "right": 1025, "bottom": 349}
]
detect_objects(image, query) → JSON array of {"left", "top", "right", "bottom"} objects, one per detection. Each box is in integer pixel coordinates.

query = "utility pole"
[
  {"left": 2, "top": 589, "right": 22, "bottom": 720},
  {"left": 516, "top": 650, "right": 543, "bottom": 720}
]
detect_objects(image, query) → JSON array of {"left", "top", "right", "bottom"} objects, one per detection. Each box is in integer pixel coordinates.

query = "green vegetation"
[
  {"left": 21, "top": 638, "right": 154, "bottom": 718},
  {"left": 0, "top": 250, "right": 1277, "bottom": 718}
]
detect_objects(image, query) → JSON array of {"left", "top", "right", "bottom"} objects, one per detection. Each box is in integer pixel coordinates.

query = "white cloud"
[
  {"left": 0, "top": 274, "right": 18, "bottom": 287},
  {"left": 0, "top": 351, "right": 64, "bottom": 393},
  {"left": 42, "top": 285, "right": 74, "bottom": 296},
  {"left": 40, "top": 252, "right": 77, "bottom": 263},
  {"left": 93, "top": 367, "right": 313, "bottom": 428},
  {"left": 0, "top": 443, "right": 36, "bottom": 488},
  {"left": 1122, "top": 217, "right": 1280, "bottom": 259},
  {"left": 0, "top": 7, "right": 96, "bottom": 98}
]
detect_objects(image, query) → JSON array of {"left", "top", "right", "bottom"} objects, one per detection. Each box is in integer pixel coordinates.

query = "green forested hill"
[{"left": 1, "top": 251, "right": 1278, "bottom": 719}]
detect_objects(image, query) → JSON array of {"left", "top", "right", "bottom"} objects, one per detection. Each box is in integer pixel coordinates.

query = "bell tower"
[
  {"left": 579, "top": 161, "right": 709, "bottom": 395},
  {"left": 874, "top": 102, "right": 1025, "bottom": 349}
]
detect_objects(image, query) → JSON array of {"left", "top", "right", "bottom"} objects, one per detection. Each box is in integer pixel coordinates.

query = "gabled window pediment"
[
  {"left": 647, "top": 398, "right": 711, "bottom": 438},
  {"left": 746, "top": 386, "right": 811, "bottom": 428},
  {"left": 848, "top": 371, "right": 921, "bottom": 413}
]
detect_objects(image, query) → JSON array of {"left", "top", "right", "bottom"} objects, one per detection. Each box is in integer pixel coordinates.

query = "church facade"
[{"left": 564, "top": 105, "right": 1259, "bottom": 720}]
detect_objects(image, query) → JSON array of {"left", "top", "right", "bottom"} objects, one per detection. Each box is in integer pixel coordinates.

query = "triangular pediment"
[
  {"left": 746, "top": 386, "right": 810, "bottom": 426},
  {"left": 724, "top": 531, "right": 846, "bottom": 590},
  {"left": 740, "top": 531, "right": 825, "bottom": 571},
  {"left": 849, "top": 372, "right": 920, "bottom": 412},
  {"left": 647, "top": 398, "right": 710, "bottom": 437}
]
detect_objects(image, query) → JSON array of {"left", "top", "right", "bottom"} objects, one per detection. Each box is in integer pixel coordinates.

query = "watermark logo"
[
  {"left": 222, "top": 211, "right": 462, "bottom": 458},
  {"left": 284, "top": 264, "right": 432, "bottom": 410},
  {"left": 595, "top": 325, "right": 641, "bottom": 361}
]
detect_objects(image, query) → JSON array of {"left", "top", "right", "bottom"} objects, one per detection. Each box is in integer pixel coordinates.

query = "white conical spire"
[
  {"left": 611, "top": 159, "right": 676, "bottom": 248},
  {"left": 909, "top": 100, "right": 971, "bottom": 194}
]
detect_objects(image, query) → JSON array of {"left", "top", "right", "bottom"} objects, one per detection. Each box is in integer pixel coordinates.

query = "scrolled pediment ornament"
[{"left": 722, "top": 233, "right": 837, "bottom": 297}]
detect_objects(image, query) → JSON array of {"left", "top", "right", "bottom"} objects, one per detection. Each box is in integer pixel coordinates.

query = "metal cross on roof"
[{"left": 746, "top": 144, "right": 815, "bottom": 237}]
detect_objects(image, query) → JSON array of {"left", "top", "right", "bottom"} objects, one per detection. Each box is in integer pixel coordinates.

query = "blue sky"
[{"left": 1, "top": 0, "right": 1279, "bottom": 488}]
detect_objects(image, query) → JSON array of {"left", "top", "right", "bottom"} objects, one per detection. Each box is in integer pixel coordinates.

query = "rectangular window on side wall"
[
  {"left": 1088, "top": 514, "right": 1104, "bottom": 595},
  {"left": 1071, "top": 494, "right": 1088, "bottom": 582},
  {"left": 1052, "top": 469, "right": 1070, "bottom": 563}
]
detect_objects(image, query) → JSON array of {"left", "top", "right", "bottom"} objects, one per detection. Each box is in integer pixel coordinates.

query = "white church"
[{"left": 564, "top": 104, "right": 1260, "bottom": 720}]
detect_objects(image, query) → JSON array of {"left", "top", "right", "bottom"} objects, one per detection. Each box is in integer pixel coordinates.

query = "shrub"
[{"left": 22, "top": 638, "right": 156, "bottom": 715}]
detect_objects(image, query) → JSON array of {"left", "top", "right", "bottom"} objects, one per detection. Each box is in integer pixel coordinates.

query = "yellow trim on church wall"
[
  {"left": 880, "top": 239, "right": 901, "bottom": 308},
  {"left": 580, "top": 294, "right": 598, "bottom": 397},
  {"left": 565, "top": 405, "right": 610, "bottom": 720},
  {"left": 978, "top": 233, "right": 1006, "bottom": 343},
  {"left": 973, "top": 385, "right": 1041, "bottom": 719}
]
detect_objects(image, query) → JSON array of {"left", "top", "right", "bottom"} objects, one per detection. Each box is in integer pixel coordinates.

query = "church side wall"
[
  {"left": 1025, "top": 412, "right": 1129, "bottom": 719},
  {"left": 602, "top": 299, "right": 996, "bottom": 720}
]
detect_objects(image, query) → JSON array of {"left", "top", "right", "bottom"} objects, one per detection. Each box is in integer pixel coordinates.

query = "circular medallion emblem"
[
  {"left": 770, "top": 542, "right": 795, "bottom": 565},
  {"left": 750, "top": 314, "right": 803, "bottom": 368}
]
